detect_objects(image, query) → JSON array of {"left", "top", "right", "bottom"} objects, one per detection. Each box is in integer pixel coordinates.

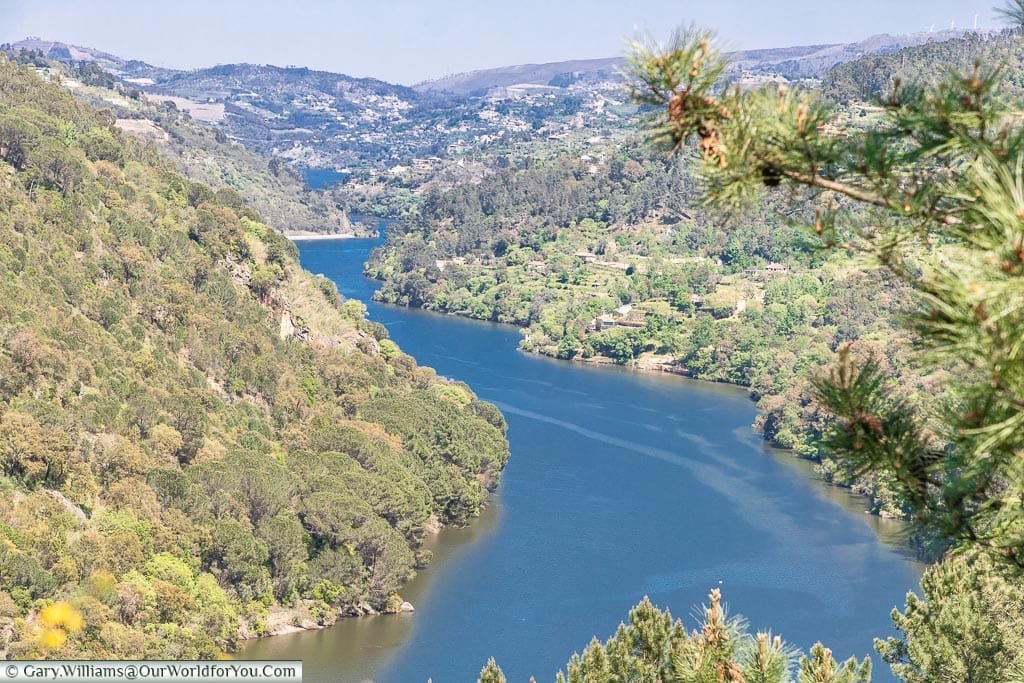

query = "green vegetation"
[
  {"left": 875, "top": 553, "right": 1024, "bottom": 682},
  {"left": 629, "top": 21, "right": 1024, "bottom": 568},
  {"left": 479, "top": 590, "right": 871, "bottom": 683},
  {"left": 2, "top": 49, "right": 365, "bottom": 237},
  {"left": 0, "top": 57, "right": 507, "bottom": 658},
  {"left": 821, "top": 29, "right": 1024, "bottom": 104}
]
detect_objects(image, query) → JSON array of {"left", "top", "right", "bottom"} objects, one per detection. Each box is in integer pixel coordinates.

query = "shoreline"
[
  {"left": 237, "top": 513, "right": 447, "bottom": 643},
  {"left": 371, "top": 292, "right": 909, "bottom": 521},
  {"left": 238, "top": 277, "right": 924, "bottom": 670},
  {"left": 284, "top": 232, "right": 359, "bottom": 241},
  {"left": 238, "top": 599, "right": 416, "bottom": 642}
]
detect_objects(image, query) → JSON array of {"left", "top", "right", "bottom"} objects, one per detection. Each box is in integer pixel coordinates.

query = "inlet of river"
[{"left": 243, "top": 228, "right": 923, "bottom": 682}]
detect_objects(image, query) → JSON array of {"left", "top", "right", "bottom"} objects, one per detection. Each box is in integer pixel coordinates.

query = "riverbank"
[
  {"left": 237, "top": 513, "right": 448, "bottom": 642},
  {"left": 560, "top": 351, "right": 691, "bottom": 375},
  {"left": 239, "top": 599, "right": 416, "bottom": 641},
  {"left": 283, "top": 231, "right": 358, "bottom": 241},
  {"left": 375, "top": 288, "right": 909, "bottom": 522}
]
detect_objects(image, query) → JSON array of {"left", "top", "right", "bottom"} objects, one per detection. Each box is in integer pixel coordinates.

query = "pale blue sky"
[{"left": 0, "top": 0, "right": 1006, "bottom": 84}]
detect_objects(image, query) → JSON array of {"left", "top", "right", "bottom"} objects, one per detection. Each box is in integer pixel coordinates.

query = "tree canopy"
[{"left": 0, "top": 56, "right": 508, "bottom": 658}]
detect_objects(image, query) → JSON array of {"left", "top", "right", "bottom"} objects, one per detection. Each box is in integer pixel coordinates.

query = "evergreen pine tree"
[
  {"left": 543, "top": 591, "right": 859, "bottom": 683},
  {"left": 478, "top": 657, "right": 507, "bottom": 683},
  {"left": 875, "top": 554, "right": 1024, "bottom": 682},
  {"left": 624, "top": 5, "right": 1024, "bottom": 680},
  {"left": 798, "top": 643, "right": 871, "bottom": 683}
]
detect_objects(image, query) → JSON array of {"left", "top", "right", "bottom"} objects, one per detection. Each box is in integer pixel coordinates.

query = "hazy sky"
[{"left": 0, "top": 0, "right": 1006, "bottom": 84}]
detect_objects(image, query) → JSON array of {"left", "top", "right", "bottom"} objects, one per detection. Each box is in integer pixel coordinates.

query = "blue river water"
[
  {"left": 303, "top": 168, "right": 349, "bottom": 190},
  {"left": 243, "top": 227, "right": 922, "bottom": 682}
]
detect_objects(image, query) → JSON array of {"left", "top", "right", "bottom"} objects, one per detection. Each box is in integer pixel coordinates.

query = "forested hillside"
[
  {"left": 821, "top": 29, "right": 1024, "bottom": 103},
  {"left": 0, "top": 57, "right": 508, "bottom": 658}
]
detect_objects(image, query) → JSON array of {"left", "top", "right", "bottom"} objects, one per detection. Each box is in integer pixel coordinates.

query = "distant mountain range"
[
  {"left": 412, "top": 29, "right": 983, "bottom": 96},
  {"left": 413, "top": 57, "right": 623, "bottom": 96},
  {"left": 9, "top": 28, "right": 984, "bottom": 97},
  {"left": 6, "top": 36, "right": 413, "bottom": 107},
  {"left": 1, "top": 28, "right": 994, "bottom": 171},
  {"left": 5, "top": 37, "right": 449, "bottom": 169}
]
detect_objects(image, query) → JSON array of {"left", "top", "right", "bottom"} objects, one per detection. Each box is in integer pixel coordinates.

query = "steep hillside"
[
  {"left": 0, "top": 57, "right": 508, "bottom": 658},
  {"left": 821, "top": 28, "right": 1020, "bottom": 103},
  {"left": 58, "top": 62, "right": 365, "bottom": 236}
]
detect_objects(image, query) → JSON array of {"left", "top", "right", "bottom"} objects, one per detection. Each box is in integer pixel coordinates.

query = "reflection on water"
[
  {"left": 242, "top": 232, "right": 923, "bottom": 683},
  {"left": 244, "top": 503, "right": 502, "bottom": 682},
  {"left": 765, "top": 443, "right": 920, "bottom": 563}
]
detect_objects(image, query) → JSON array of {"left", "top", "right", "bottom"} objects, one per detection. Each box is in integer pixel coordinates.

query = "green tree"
[
  {"left": 0, "top": 411, "right": 75, "bottom": 488},
  {"left": 26, "top": 137, "right": 83, "bottom": 193},
  {"left": 875, "top": 554, "right": 1024, "bottom": 682},
  {"left": 626, "top": 12, "right": 1024, "bottom": 682},
  {"left": 798, "top": 643, "right": 872, "bottom": 683},
  {"left": 205, "top": 520, "right": 272, "bottom": 602},
  {"left": 80, "top": 127, "right": 123, "bottom": 163},
  {"left": 591, "top": 327, "right": 647, "bottom": 364},
  {"left": 0, "top": 113, "right": 38, "bottom": 170},
  {"left": 471, "top": 590, "right": 864, "bottom": 683},
  {"left": 477, "top": 658, "right": 507, "bottom": 683}
]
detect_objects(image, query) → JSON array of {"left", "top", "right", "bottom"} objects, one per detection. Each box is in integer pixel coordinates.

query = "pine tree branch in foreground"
[{"left": 626, "top": 10, "right": 1024, "bottom": 571}]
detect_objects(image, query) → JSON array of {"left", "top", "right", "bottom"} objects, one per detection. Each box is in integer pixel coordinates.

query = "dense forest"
[{"left": 0, "top": 57, "right": 508, "bottom": 657}]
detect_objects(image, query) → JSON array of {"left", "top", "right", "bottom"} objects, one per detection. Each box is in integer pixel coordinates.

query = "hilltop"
[
  {"left": 413, "top": 57, "right": 623, "bottom": 97},
  {"left": 413, "top": 29, "right": 979, "bottom": 96}
]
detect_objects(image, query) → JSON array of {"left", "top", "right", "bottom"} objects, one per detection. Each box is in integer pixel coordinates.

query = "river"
[{"left": 243, "top": 227, "right": 923, "bottom": 682}]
